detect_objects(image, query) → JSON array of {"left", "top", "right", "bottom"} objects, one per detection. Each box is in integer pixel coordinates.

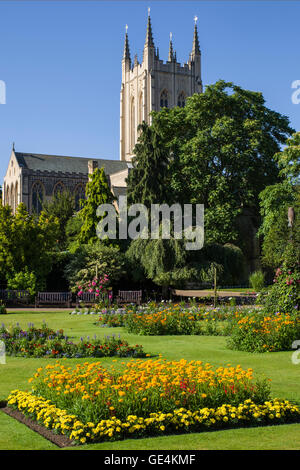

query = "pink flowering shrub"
[
  {"left": 258, "top": 263, "right": 300, "bottom": 314},
  {"left": 77, "top": 275, "right": 113, "bottom": 304}
]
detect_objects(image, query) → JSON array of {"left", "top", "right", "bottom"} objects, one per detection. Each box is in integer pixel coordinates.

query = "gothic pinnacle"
[
  {"left": 191, "top": 16, "right": 200, "bottom": 56},
  {"left": 123, "top": 24, "right": 131, "bottom": 63},
  {"left": 145, "top": 8, "right": 154, "bottom": 48},
  {"left": 168, "top": 32, "right": 174, "bottom": 62}
]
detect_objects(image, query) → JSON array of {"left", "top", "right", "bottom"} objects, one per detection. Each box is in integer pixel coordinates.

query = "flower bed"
[
  {"left": 124, "top": 310, "right": 202, "bottom": 335},
  {"left": 227, "top": 312, "right": 300, "bottom": 352},
  {"left": 26, "top": 359, "right": 270, "bottom": 421},
  {"left": 6, "top": 358, "right": 300, "bottom": 444},
  {"left": 0, "top": 323, "right": 145, "bottom": 358},
  {"left": 94, "top": 304, "right": 300, "bottom": 353},
  {"left": 95, "top": 305, "right": 239, "bottom": 336},
  {"left": 96, "top": 313, "right": 126, "bottom": 328}
]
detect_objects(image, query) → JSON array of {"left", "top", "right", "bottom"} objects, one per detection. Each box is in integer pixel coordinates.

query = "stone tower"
[{"left": 120, "top": 11, "right": 203, "bottom": 161}]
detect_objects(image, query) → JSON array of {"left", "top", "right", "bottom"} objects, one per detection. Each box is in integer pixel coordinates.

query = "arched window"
[
  {"left": 160, "top": 90, "right": 168, "bottom": 109},
  {"left": 31, "top": 181, "right": 44, "bottom": 215},
  {"left": 53, "top": 181, "right": 65, "bottom": 197},
  {"left": 74, "top": 184, "right": 85, "bottom": 211},
  {"left": 177, "top": 92, "right": 185, "bottom": 108},
  {"left": 130, "top": 97, "right": 135, "bottom": 151}
]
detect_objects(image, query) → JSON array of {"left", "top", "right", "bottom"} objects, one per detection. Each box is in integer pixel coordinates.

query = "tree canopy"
[
  {"left": 274, "top": 131, "right": 300, "bottom": 183},
  {"left": 130, "top": 80, "right": 295, "bottom": 245},
  {"left": 127, "top": 121, "right": 172, "bottom": 207},
  {"left": 0, "top": 203, "right": 59, "bottom": 289},
  {"left": 42, "top": 190, "right": 76, "bottom": 249}
]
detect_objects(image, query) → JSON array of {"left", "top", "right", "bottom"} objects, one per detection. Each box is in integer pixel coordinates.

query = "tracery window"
[
  {"left": 160, "top": 90, "right": 168, "bottom": 108},
  {"left": 177, "top": 92, "right": 185, "bottom": 108},
  {"left": 53, "top": 181, "right": 65, "bottom": 196},
  {"left": 31, "top": 181, "right": 44, "bottom": 214},
  {"left": 53, "top": 181, "right": 65, "bottom": 197},
  {"left": 74, "top": 184, "right": 85, "bottom": 211}
]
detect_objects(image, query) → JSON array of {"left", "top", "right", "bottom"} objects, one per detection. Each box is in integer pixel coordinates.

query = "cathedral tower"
[{"left": 120, "top": 11, "right": 203, "bottom": 161}]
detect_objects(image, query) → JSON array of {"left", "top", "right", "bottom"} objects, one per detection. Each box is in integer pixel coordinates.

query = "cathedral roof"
[{"left": 14, "top": 152, "right": 128, "bottom": 176}]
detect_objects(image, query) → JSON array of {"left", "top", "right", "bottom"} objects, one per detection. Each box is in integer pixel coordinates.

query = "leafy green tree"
[
  {"left": 0, "top": 203, "right": 14, "bottom": 283},
  {"left": 0, "top": 203, "right": 59, "bottom": 289},
  {"left": 258, "top": 130, "right": 300, "bottom": 272},
  {"left": 126, "top": 237, "right": 193, "bottom": 297},
  {"left": 126, "top": 81, "right": 296, "bottom": 289},
  {"left": 42, "top": 190, "right": 76, "bottom": 249},
  {"left": 65, "top": 213, "right": 84, "bottom": 252},
  {"left": 77, "top": 167, "right": 116, "bottom": 245},
  {"left": 258, "top": 182, "right": 299, "bottom": 270},
  {"left": 274, "top": 131, "right": 300, "bottom": 183},
  {"left": 149, "top": 80, "right": 294, "bottom": 245}
]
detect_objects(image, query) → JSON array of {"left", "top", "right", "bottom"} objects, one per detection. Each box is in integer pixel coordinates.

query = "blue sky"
[{"left": 0, "top": 0, "right": 300, "bottom": 184}]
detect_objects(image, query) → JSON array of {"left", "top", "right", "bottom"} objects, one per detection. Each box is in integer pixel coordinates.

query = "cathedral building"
[
  {"left": 120, "top": 11, "right": 202, "bottom": 161},
  {"left": 2, "top": 12, "right": 202, "bottom": 214}
]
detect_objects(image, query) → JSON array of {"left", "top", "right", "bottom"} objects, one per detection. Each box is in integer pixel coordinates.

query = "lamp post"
[{"left": 213, "top": 266, "right": 217, "bottom": 308}]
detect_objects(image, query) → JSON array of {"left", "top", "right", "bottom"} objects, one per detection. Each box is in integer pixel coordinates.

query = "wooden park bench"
[
  {"left": 35, "top": 292, "right": 72, "bottom": 308},
  {"left": 76, "top": 291, "right": 114, "bottom": 307},
  {"left": 116, "top": 290, "right": 142, "bottom": 306},
  {"left": 76, "top": 292, "right": 97, "bottom": 307},
  {"left": 0, "top": 289, "right": 30, "bottom": 304}
]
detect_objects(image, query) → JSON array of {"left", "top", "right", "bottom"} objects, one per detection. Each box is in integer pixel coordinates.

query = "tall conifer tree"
[{"left": 78, "top": 167, "right": 115, "bottom": 245}]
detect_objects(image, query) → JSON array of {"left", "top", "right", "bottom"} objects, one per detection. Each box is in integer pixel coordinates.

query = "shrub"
[
  {"left": 77, "top": 274, "right": 113, "bottom": 307},
  {"left": 64, "top": 243, "right": 126, "bottom": 292},
  {"left": 258, "top": 264, "right": 300, "bottom": 314},
  {"left": 227, "top": 311, "right": 300, "bottom": 352},
  {"left": 0, "top": 323, "right": 145, "bottom": 358},
  {"left": 125, "top": 310, "right": 201, "bottom": 335},
  {"left": 249, "top": 270, "right": 265, "bottom": 292},
  {"left": 0, "top": 301, "right": 6, "bottom": 314},
  {"left": 6, "top": 269, "right": 38, "bottom": 298}
]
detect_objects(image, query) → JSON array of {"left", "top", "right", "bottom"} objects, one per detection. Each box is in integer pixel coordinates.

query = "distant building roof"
[{"left": 14, "top": 152, "right": 128, "bottom": 176}]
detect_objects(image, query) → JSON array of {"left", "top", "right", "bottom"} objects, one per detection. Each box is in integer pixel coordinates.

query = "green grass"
[{"left": 1, "top": 310, "right": 300, "bottom": 450}]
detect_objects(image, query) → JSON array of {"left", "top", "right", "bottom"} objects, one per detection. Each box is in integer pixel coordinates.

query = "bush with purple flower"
[{"left": 0, "top": 322, "right": 146, "bottom": 358}]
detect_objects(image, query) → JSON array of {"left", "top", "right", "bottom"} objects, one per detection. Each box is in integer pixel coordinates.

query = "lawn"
[{"left": 0, "top": 309, "right": 300, "bottom": 450}]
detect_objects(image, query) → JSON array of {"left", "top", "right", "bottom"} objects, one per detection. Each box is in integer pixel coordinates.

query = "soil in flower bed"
[
  {"left": 1, "top": 406, "right": 74, "bottom": 448},
  {"left": 6, "top": 391, "right": 300, "bottom": 446}
]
